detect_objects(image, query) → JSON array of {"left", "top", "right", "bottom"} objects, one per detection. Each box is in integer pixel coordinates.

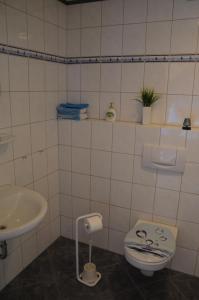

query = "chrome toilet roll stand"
[{"left": 75, "top": 212, "right": 103, "bottom": 287}]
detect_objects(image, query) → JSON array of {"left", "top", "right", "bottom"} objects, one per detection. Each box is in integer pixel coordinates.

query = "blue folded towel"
[{"left": 57, "top": 103, "right": 89, "bottom": 121}]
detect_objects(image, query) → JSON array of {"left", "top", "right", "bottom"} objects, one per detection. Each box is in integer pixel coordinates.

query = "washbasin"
[{"left": 0, "top": 185, "right": 48, "bottom": 241}]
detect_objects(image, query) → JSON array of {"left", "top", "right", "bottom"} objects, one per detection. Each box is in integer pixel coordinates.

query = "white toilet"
[{"left": 124, "top": 220, "right": 178, "bottom": 277}]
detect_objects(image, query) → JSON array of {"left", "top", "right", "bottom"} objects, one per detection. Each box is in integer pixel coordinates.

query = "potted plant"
[{"left": 137, "top": 87, "right": 160, "bottom": 125}]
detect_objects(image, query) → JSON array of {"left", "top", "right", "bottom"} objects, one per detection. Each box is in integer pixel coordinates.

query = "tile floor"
[{"left": 0, "top": 237, "right": 199, "bottom": 300}]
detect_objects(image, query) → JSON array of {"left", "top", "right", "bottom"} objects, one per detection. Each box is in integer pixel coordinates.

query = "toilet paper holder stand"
[{"left": 75, "top": 212, "right": 103, "bottom": 287}]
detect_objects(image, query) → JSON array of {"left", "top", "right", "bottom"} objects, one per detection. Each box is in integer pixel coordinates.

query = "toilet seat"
[
  {"left": 124, "top": 220, "right": 178, "bottom": 275},
  {"left": 125, "top": 246, "right": 169, "bottom": 265}
]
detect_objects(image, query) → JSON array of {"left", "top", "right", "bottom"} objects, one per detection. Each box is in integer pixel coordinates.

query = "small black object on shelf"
[{"left": 182, "top": 118, "right": 191, "bottom": 130}]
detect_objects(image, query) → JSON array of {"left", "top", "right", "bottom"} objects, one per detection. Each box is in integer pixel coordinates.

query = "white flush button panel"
[{"left": 143, "top": 144, "right": 186, "bottom": 173}]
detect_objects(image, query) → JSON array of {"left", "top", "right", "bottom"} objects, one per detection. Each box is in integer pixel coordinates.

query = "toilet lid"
[
  {"left": 124, "top": 221, "right": 176, "bottom": 258},
  {"left": 125, "top": 246, "right": 169, "bottom": 264}
]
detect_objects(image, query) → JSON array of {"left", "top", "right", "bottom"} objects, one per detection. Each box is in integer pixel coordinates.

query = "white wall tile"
[
  {"left": 101, "top": 64, "right": 121, "bottom": 92},
  {"left": 81, "top": 64, "right": 100, "bottom": 91},
  {"left": 102, "top": 0, "right": 123, "bottom": 26},
  {"left": 7, "top": 7, "right": 27, "bottom": 48},
  {"left": 191, "top": 96, "right": 199, "bottom": 126},
  {"left": 22, "top": 234, "right": 37, "bottom": 268},
  {"left": 48, "top": 171, "right": 59, "bottom": 197},
  {"left": 147, "top": 0, "right": 173, "bottom": 21},
  {"left": 112, "top": 122, "right": 135, "bottom": 154},
  {"left": 59, "top": 145, "right": 71, "bottom": 171},
  {"left": 110, "top": 180, "right": 132, "bottom": 208},
  {"left": 32, "top": 150, "right": 48, "bottom": 181},
  {"left": 46, "top": 120, "right": 58, "bottom": 147},
  {"left": 30, "top": 92, "right": 45, "bottom": 123},
  {"left": 72, "top": 120, "right": 91, "bottom": 148},
  {"left": 177, "top": 220, "right": 199, "bottom": 250},
  {"left": 157, "top": 169, "right": 181, "bottom": 191},
  {"left": 160, "top": 127, "right": 186, "bottom": 148},
  {"left": 72, "top": 196, "right": 90, "bottom": 218},
  {"left": 171, "top": 247, "right": 197, "bottom": 275},
  {"left": 59, "top": 120, "right": 71, "bottom": 146},
  {"left": 91, "top": 150, "right": 111, "bottom": 178},
  {"left": 13, "top": 125, "right": 31, "bottom": 158},
  {"left": 108, "top": 229, "right": 125, "bottom": 254},
  {"left": 31, "top": 122, "right": 46, "bottom": 153},
  {"left": 67, "top": 4, "right": 81, "bottom": 29},
  {"left": 44, "top": 0, "right": 58, "bottom": 25},
  {"left": 173, "top": 0, "right": 199, "bottom": 19},
  {"left": 0, "top": 92, "right": 11, "bottom": 129},
  {"left": 60, "top": 194, "right": 73, "bottom": 218},
  {"left": 132, "top": 183, "right": 155, "bottom": 213},
  {"left": 135, "top": 125, "right": 160, "bottom": 155},
  {"left": 47, "top": 146, "right": 58, "bottom": 173},
  {"left": 111, "top": 153, "right": 133, "bottom": 182},
  {"left": 120, "top": 93, "right": 142, "bottom": 123},
  {"left": 44, "top": 22, "right": 58, "bottom": 55},
  {"left": 121, "top": 63, "right": 144, "bottom": 93},
  {"left": 0, "top": 161, "right": 15, "bottom": 186},
  {"left": 91, "top": 120, "right": 112, "bottom": 151},
  {"left": 144, "top": 63, "right": 169, "bottom": 94},
  {"left": 61, "top": 216, "right": 73, "bottom": 239},
  {"left": 29, "top": 59, "right": 45, "bottom": 91},
  {"left": 181, "top": 163, "right": 199, "bottom": 195},
  {"left": 0, "top": 3, "right": 7, "bottom": 44},
  {"left": 14, "top": 155, "right": 33, "bottom": 186},
  {"left": 101, "top": 25, "right": 123, "bottom": 56},
  {"left": 178, "top": 192, "right": 199, "bottom": 223},
  {"left": 124, "top": 0, "right": 147, "bottom": 24},
  {"left": 91, "top": 176, "right": 110, "bottom": 204},
  {"left": 67, "top": 29, "right": 81, "bottom": 57},
  {"left": 168, "top": 63, "right": 195, "bottom": 95},
  {"left": 186, "top": 130, "right": 199, "bottom": 163},
  {"left": 28, "top": 16, "right": 44, "bottom": 52},
  {"left": 72, "top": 147, "right": 90, "bottom": 175},
  {"left": 171, "top": 19, "right": 198, "bottom": 54},
  {"left": 0, "top": 54, "right": 9, "bottom": 91},
  {"left": 10, "top": 92, "right": 30, "bottom": 126},
  {"left": 72, "top": 173, "right": 90, "bottom": 199},
  {"left": 109, "top": 205, "right": 130, "bottom": 232},
  {"left": 9, "top": 56, "right": 28, "bottom": 92},
  {"left": 166, "top": 95, "right": 192, "bottom": 125},
  {"left": 67, "top": 65, "right": 80, "bottom": 91},
  {"left": 81, "top": 27, "right": 101, "bottom": 57},
  {"left": 146, "top": 21, "right": 171, "bottom": 54},
  {"left": 133, "top": 156, "right": 157, "bottom": 186},
  {"left": 27, "top": 0, "right": 44, "bottom": 19},
  {"left": 123, "top": 24, "right": 146, "bottom": 55},
  {"left": 154, "top": 188, "right": 179, "bottom": 219},
  {"left": 81, "top": 2, "right": 101, "bottom": 27}
]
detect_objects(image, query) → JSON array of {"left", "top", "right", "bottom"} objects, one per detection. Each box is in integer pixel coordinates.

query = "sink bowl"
[{"left": 0, "top": 185, "right": 48, "bottom": 241}]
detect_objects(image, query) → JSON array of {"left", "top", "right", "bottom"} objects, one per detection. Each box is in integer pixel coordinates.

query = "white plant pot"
[{"left": 142, "top": 107, "right": 151, "bottom": 125}]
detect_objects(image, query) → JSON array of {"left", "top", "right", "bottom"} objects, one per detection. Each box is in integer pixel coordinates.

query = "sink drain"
[{"left": 0, "top": 225, "right": 6, "bottom": 230}]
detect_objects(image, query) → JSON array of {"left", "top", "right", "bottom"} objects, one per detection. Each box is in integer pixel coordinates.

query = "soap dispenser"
[{"left": 105, "top": 103, "right": 116, "bottom": 122}]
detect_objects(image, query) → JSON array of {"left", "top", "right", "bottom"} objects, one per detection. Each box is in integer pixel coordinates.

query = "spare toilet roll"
[{"left": 84, "top": 215, "right": 103, "bottom": 234}]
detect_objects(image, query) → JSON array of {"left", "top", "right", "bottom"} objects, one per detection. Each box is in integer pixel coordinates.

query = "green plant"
[{"left": 137, "top": 87, "right": 160, "bottom": 107}]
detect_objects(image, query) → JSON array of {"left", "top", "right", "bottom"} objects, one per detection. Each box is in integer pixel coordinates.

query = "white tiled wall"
[
  {"left": 0, "top": 0, "right": 67, "bottom": 290},
  {"left": 65, "top": 0, "right": 199, "bottom": 126},
  {"left": 59, "top": 120, "right": 199, "bottom": 277}
]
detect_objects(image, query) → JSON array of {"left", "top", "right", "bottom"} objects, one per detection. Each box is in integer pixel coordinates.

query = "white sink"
[{"left": 0, "top": 185, "right": 48, "bottom": 241}]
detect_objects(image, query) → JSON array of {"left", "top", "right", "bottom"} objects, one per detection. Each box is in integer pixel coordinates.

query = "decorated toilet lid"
[
  {"left": 124, "top": 220, "right": 177, "bottom": 260},
  {"left": 125, "top": 246, "right": 169, "bottom": 264}
]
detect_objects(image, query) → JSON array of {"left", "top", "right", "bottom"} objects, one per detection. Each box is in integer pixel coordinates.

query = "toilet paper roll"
[{"left": 84, "top": 216, "right": 103, "bottom": 234}]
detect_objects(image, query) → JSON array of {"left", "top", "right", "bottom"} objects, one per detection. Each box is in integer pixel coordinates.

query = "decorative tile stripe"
[
  {"left": 1, "top": 43, "right": 199, "bottom": 64},
  {"left": 0, "top": 43, "right": 68, "bottom": 64}
]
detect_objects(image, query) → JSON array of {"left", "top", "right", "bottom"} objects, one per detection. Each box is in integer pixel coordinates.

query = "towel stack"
[{"left": 57, "top": 103, "right": 89, "bottom": 120}]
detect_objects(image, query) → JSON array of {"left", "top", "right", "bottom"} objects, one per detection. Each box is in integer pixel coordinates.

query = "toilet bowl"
[{"left": 124, "top": 220, "right": 178, "bottom": 277}]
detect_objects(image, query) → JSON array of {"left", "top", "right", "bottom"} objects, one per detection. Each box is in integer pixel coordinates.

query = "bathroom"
[{"left": 0, "top": 0, "right": 199, "bottom": 298}]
